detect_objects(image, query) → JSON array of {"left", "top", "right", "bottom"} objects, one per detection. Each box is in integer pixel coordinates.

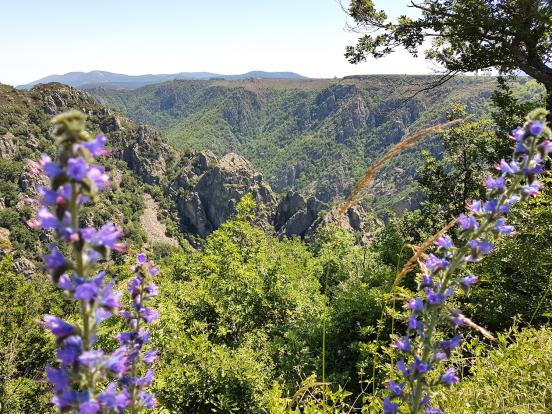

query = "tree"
[
  {"left": 345, "top": 0, "right": 552, "bottom": 116},
  {"left": 399, "top": 106, "right": 499, "bottom": 241}
]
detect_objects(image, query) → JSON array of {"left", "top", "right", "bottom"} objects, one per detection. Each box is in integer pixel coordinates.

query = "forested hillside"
[
  {"left": 91, "top": 76, "right": 501, "bottom": 208},
  {"left": 2, "top": 77, "right": 551, "bottom": 414},
  {"left": 3, "top": 0, "right": 552, "bottom": 413}
]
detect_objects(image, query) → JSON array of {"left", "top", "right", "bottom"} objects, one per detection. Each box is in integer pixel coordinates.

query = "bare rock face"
[
  {"left": 121, "top": 125, "right": 176, "bottom": 185},
  {"left": 19, "top": 159, "right": 48, "bottom": 197},
  {"left": 313, "top": 84, "right": 372, "bottom": 144},
  {"left": 0, "top": 132, "right": 16, "bottom": 160},
  {"left": 39, "top": 83, "right": 98, "bottom": 115},
  {"left": 174, "top": 152, "right": 277, "bottom": 236},
  {"left": 274, "top": 191, "right": 326, "bottom": 238}
]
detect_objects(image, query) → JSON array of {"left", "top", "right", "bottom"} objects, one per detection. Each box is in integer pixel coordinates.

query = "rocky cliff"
[
  {"left": 91, "top": 75, "right": 499, "bottom": 208},
  {"left": 1, "top": 83, "right": 350, "bottom": 249}
]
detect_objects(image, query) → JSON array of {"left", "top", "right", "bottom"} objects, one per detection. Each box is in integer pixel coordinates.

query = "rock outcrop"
[
  {"left": 0, "top": 132, "right": 16, "bottom": 160},
  {"left": 274, "top": 192, "right": 326, "bottom": 238},
  {"left": 172, "top": 152, "right": 277, "bottom": 236},
  {"left": 1, "top": 82, "right": 372, "bottom": 246},
  {"left": 121, "top": 125, "right": 176, "bottom": 185}
]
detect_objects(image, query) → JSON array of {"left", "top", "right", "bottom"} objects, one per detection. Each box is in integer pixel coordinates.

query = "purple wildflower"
[
  {"left": 31, "top": 113, "right": 159, "bottom": 410},
  {"left": 395, "top": 336, "right": 411, "bottom": 352},
  {"left": 44, "top": 246, "right": 65, "bottom": 269},
  {"left": 57, "top": 336, "right": 82, "bottom": 366},
  {"left": 143, "top": 350, "right": 157, "bottom": 365},
  {"left": 40, "top": 155, "right": 62, "bottom": 178},
  {"left": 44, "top": 315, "right": 75, "bottom": 339},
  {"left": 396, "top": 359, "right": 409, "bottom": 376},
  {"left": 51, "top": 389, "right": 78, "bottom": 409},
  {"left": 81, "top": 222, "right": 122, "bottom": 249},
  {"left": 408, "top": 315, "right": 423, "bottom": 332},
  {"left": 497, "top": 159, "right": 519, "bottom": 174},
  {"left": 435, "top": 235, "right": 453, "bottom": 249},
  {"left": 511, "top": 127, "right": 525, "bottom": 141},
  {"left": 434, "top": 351, "right": 447, "bottom": 362},
  {"left": 458, "top": 214, "right": 479, "bottom": 230},
  {"left": 145, "top": 283, "right": 159, "bottom": 297},
  {"left": 138, "top": 391, "right": 155, "bottom": 409},
  {"left": 67, "top": 157, "right": 88, "bottom": 181},
  {"left": 495, "top": 218, "right": 515, "bottom": 235},
  {"left": 486, "top": 176, "right": 505, "bottom": 190},
  {"left": 421, "top": 273, "right": 433, "bottom": 287},
  {"left": 426, "top": 289, "right": 445, "bottom": 305},
  {"left": 38, "top": 186, "right": 60, "bottom": 205},
  {"left": 424, "top": 254, "right": 449, "bottom": 271},
  {"left": 84, "top": 134, "right": 107, "bottom": 156},
  {"left": 516, "top": 141, "right": 530, "bottom": 154},
  {"left": 104, "top": 347, "right": 128, "bottom": 374},
  {"left": 412, "top": 358, "right": 430, "bottom": 374},
  {"left": 36, "top": 206, "right": 60, "bottom": 230},
  {"left": 460, "top": 274, "right": 479, "bottom": 287},
  {"left": 87, "top": 166, "right": 109, "bottom": 190},
  {"left": 137, "top": 253, "right": 147, "bottom": 264},
  {"left": 46, "top": 367, "right": 69, "bottom": 391},
  {"left": 387, "top": 380, "right": 405, "bottom": 396},
  {"left": 441, "top": 368, "right": 459, "bottom": 386},
  {"left": 406, "top": 297, "right": 424, "bottom": 313},
  {"left": 540, "top": 140, "right": 552, "bottom": 153},
  {"left": 139, "top": 307, "right": 159, "bottom": 323},
  {"left": 383, "top": 398, "right": 399, "bottom": 414},
  {"left": 440, "top": 335, "right": 462, "bottom": 353},
  {"left": 79, "top": 400, "right": 100, "bottom": 414},
  {"left": 467, "top": 239, "right": 493, "bottom": 254},
  {"left": 522, "top": 181, "right": 543, "bottom": 196},
  {"left": 137, "top": 368, "right": 154, "bottom": 387},
  {"left": 481, "top": 199, "right": 497, "bottom": 214},
  {"left": 78, "top": 350, "right": 104, "bottom": 368},
  {"left": 468, "top": 200, "right": 483, "bottom": 214},
  {"left": 74, "top": 281, "right": 100, "bottom": 301},
  {"left": 529, "top": 120, "right": 544, "bottom": 136}
]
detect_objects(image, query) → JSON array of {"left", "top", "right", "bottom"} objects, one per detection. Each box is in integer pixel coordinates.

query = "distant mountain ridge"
[{"left": 16, "top": 70, "right": 308, "bottom": 90}]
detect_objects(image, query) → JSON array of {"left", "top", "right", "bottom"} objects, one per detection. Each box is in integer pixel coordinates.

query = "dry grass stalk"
[
  {"left": 392, "top": 217, "right": 459, "bottom": 289},
  {"left": 337, "top": 119, "right": 464, "bottom": 217},
  {"left": 454, "top": 312, "right": 496, "bottom": 341}
]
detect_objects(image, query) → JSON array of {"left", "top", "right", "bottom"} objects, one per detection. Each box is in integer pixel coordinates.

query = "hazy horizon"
[{"left": 1, "top": 0, "right": 434, "bottom": 86}]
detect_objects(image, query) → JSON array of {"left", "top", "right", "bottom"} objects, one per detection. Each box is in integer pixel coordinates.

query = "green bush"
[
  {"left": 437, "top": 328, "right": 552, "bottom": 414},
  {"left": 0, "top": 255, "right": 67, "bottom": 414},
  {"left": 152, "top": 199, "right": 326, "bottom": 412}
]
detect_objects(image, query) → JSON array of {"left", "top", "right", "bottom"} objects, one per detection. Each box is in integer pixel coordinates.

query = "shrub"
[{"left": 437, "top": 328, "right": 552, "bottom": 414}]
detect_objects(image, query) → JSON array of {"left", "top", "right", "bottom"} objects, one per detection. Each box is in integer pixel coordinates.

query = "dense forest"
[{"left": 1, "top": 1, "right": 552, "bottom": 413}]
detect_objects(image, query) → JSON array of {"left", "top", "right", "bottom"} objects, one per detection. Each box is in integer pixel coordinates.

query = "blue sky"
[{"left": 0, "top": 1, "right": 430, "bottom": 85}]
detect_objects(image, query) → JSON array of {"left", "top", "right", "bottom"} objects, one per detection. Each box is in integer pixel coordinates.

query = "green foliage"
[
  {"left": 346, "top": 0, "right": 552, "bottom": 113},
  {"left": 436, "top": 328, "right": 552, "bottom": 413},
  {"left": 403, "top": 113, "right": 499, "bottom": 240},
  {"left": 464, "top": 180, "right": 552, "bottom": 331},
  {"left": 0, "top": 255, "right": 66, "bottom": 414},
  {"left": 266, "top": 375, "right": 355, "bottom": 414},
  {"left": 0, "top": 159, "right": 24, "bottom": 207},
  {"left": 153, "top": 200, "right": 326, "bottom": 412},
  {"left": 92, "top": 76, "right": 498, "bottom": 204}
]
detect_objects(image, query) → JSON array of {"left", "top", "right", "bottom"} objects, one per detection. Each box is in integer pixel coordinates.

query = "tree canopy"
[{"left": 345, "top": 0, "right": 552, "bottom": 113}]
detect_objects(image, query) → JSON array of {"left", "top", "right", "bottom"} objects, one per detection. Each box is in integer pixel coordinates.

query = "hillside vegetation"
[
  {"left": 91, "top": 76, "right": 500, "bottom": 207},
  {"left": 1, "top": 78, "right": 550, "bottom": 414}
]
